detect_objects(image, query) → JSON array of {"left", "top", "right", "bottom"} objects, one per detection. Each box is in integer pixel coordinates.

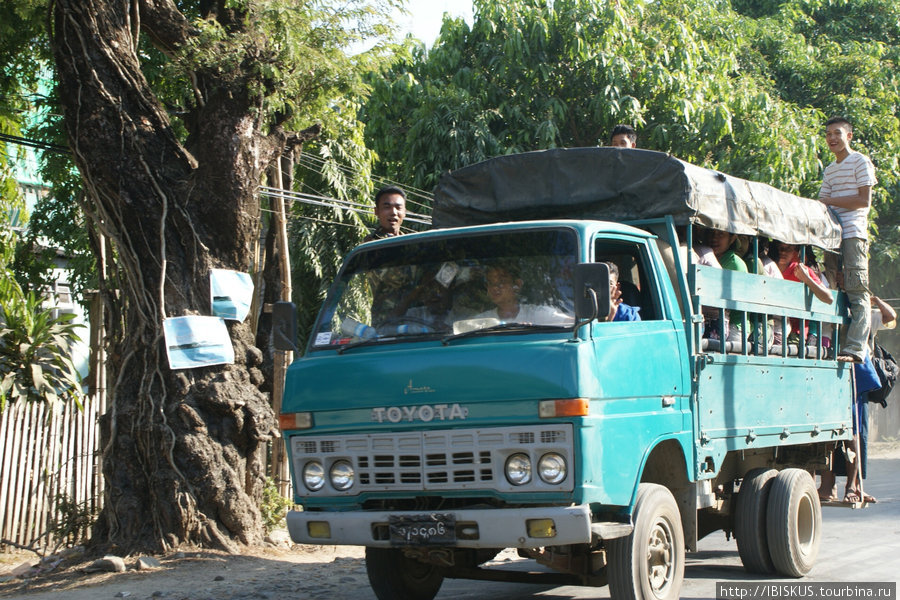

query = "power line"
[
  {"left": 296, "top": 151, "right": 436, "bottom": 202},
  {"left": 293, "top": 155, "right": 435, "bottom": 215},
  {"left": 295, "top": 152, "right": 434, "bottom": 212},
  {"left": 1, "top": 132, "right": 435, "bottom": 225},
  {"left": 0, "top": 132, "right": 69, "bottom": 154},
  {"left": 258, "top": 186, "right": 431, "bottom": 226},
  {"left": 258, "top": 205, "right": 419, "bottom": 235}
]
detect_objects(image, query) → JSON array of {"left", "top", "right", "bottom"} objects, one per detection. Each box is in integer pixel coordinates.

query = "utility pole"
[{"left": 269, "top": 152, "right": 294, "bottom": 498}]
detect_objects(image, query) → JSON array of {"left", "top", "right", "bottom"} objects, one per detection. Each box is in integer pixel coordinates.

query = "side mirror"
[
  {"left": 573, "top": 263, "right": 611, "bottom": 323},
  {"left": 272, "top": 301, "right": 298, "bottom": 352}
]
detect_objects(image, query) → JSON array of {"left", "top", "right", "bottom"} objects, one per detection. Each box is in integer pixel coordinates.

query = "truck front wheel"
[
  {"left": 365, "top": 547, "right": 445, "bottom": 600},
  {"left": 607, "top": 483, "right": 685, "bottom": 600},
  {"left": 734, "top": 468, "right": 777, "bottom": 574},
  {"left": 766, "top": 468, "right": 822, "bottom": 577}
]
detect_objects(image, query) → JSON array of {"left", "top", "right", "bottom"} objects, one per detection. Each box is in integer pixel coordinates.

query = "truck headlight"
[
  {"left": 329, "top": 460, "right": 354, "bottom": 491},
  {"left": 303, "top": 460, "right": 325, "bottom": 491},
  {"left": 505, "top": 453, "right": 532, "bottom": 485},
  {"left": 538, "top": 453, "right": 567, "bottom": 484}
]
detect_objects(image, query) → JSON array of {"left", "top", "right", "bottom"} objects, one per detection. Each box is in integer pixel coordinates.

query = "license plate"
[{"left": 388, "top": 513, "right": 456, "bottom": 546}]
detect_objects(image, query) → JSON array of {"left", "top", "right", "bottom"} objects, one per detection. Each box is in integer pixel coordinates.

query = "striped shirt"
[{"left": 819, "top": 151, "right": 877, "bottom": 240}]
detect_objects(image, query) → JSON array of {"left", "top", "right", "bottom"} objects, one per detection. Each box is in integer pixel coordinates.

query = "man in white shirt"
[{"left": 818, "top": 117, "right": 877, "bottom": 363}]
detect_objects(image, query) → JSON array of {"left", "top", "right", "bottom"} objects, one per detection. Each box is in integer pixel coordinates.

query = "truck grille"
[{"left": 291, "top": 424, "right": 574, "bottom": 496}]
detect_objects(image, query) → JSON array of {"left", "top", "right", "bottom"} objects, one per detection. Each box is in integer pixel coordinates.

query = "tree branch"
[
  {"left": 138, "top": 0, "right": 196, "bottom": 56},
  {"left": 283, "top": 123, "right": 322, "bottom": 153}
]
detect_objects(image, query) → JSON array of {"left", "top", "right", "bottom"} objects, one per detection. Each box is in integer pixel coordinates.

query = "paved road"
[{"left": 430, "top": 457, "right": 900, "bottom": 600}]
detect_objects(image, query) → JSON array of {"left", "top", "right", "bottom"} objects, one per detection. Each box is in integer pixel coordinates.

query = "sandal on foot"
[
  {"left": 843, "top": 491, "right": 861, "bottom": 503},
  {"left": 862, "top": 493, "right": 877, "bottom": 503},
  {"left": 819, "top": 493, "right": 838, "bottom": 502},
  {"left": 836, "top": 353, "right": 863, "bottom": 363}
]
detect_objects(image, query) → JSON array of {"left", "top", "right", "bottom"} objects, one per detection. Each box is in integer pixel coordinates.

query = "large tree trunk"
[{"left": 51, "top": 0, "right": 296, "bottom": 552}]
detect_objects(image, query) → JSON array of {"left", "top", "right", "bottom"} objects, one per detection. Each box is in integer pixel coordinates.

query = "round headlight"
[
  {"left": 538, "top": 453, "right": 567, "bottom": 485},
  {"left": 505, "top": 453, "right": 532, "bottom": 485},
  {"left": 330, "top": 460, "right": 355, "bottom": 491},
  {"left": 303, "top": 460, "right": 325, "bottom": 491}
]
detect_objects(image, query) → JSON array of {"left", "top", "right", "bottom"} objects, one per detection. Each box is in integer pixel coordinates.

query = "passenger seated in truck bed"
[
  {"left": 706, "top": 228, "right": 748, "bottom": 343},
  {"left": 776, "top": 242, "right": 833, "bottom": 345}
]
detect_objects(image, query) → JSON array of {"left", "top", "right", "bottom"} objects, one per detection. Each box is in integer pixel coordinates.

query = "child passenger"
[
  {"left": 602, "top": 262, "right": 641, "bottom": 322},
  {"left": 776, "top": 243, "right": 833, "bottom": 344}
]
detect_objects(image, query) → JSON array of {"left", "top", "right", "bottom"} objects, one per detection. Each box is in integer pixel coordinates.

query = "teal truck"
[{"left": 274, "top": 148, "right": 854, "bottom": 600}]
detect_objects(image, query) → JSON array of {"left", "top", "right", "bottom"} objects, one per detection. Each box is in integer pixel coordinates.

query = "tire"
[
  {"left": 607, "top": 483, "right": 685, "bottom": 600},
  {"left": 365, "top": 547, "right": 444, "bottom": 600},
  {"left": 765, "top": 468, "right": 822, "bottom": 577},
  {"left": 734, "top": 468, "right": 777, "bottom": 574}
]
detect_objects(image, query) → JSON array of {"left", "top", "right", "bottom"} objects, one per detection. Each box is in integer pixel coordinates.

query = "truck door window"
[{"left": 594, "top": 240, "right": 660, "bottom": 321}]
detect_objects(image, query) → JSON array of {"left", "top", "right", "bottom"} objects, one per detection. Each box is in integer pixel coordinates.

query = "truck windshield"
[{"left": 311, "top": 228, "right": 578, "bottom": 349}]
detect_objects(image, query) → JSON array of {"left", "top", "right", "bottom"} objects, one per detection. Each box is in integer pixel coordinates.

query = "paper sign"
[
  {"left": 163, "top": 316, "right": 235, "bottom": 370},
  {"left": 210, "top": 269, "right": 254, "bottom": 322}
]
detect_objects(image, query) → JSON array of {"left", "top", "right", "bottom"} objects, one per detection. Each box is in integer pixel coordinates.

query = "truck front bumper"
[{"left": 287, "top": 505, "right": 593, "bottom": 549}]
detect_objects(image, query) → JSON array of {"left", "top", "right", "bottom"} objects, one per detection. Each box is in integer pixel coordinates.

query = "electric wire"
[
  {"left": 295, "top": 151, "right": 435, "bottom": 201},
  {"left": 294, "top": 152, "right": 434, "bottom": 212},
  {"left": 258, "top": 205, "right": 419, "bottom": 234},
  {"left": 293, "top": 155, "right": 434, "bottom": 215},
  {"left": 0, "top": 132, "right": 69, "bottom": 154},
  {"left": 2, "top": 131, "right": 434, "bottom": 227},
  {"left": 259, "top": 185, "right": 431, "bottom": 225}
]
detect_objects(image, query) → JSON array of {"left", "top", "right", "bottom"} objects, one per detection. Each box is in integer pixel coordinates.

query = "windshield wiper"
[
  {"left": 337, "top": 336, "right": 382, "bottom": 355},
  {"left": 441, "top": 323, "right": 565, "bottom": 346},
  {"left": 337, "top": 331, "right": 444, "bottom": 354}
]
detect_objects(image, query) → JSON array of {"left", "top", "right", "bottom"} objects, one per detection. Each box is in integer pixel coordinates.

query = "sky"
[{"left": 397, "top": 0, "right": 474, "bottom": 47}]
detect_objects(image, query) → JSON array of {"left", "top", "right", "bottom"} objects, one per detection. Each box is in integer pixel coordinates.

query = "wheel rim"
[
  {"left": 646, "top": 517, "right": 676, "bottom": 596},
  {"left": 797, "top": 492, "right": 816, "bottom": 555}
]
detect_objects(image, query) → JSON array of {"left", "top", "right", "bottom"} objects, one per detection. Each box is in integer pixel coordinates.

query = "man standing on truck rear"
[
  {"left": 818, "top": 117, "right": 877, "bottom": 363},
  {"left": 363, "top": 185, "right": 407, "bottom": 242}
]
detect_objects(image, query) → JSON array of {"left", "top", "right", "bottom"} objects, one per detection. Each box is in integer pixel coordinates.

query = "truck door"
[{"left": 585, "top": 236, "right": 692, "bottom": 504}]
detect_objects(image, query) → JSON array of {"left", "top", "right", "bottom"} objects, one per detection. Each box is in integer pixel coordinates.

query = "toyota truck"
[{"left": 273, "top": 147, "right": 854, "bottom": 600}]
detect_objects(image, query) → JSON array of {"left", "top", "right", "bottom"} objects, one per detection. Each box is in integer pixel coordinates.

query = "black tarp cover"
[{"left": 432, "top": 147, "right": 843, "bottom": 249}]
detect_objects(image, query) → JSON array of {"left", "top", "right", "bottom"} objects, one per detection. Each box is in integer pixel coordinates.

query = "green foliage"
[
  {"left": 145, "top": 0, "right": 400, "bottom": 138},
  {"left": 0, "top": 173, "right": 25, "bottom": 268},
  {"left": 363, "top": 0, "right": 824, "bottom": 194},
  {"left": 0, "top": 278, "right": 83, "bottom": 412},
  {"left": 260, "top": 476, "right": 292, "bottom": 533},
  {"left": 729, "top": 0, "right": 900, "bottom": 287},
  {"left": 3, "top": 0, "right": 400, "bottom": 353},
  {"left": 288, "top": 109, "right": 377, "bottom": 350},
  {"left": 363, "top": 0, "right": 900, "bottom": 293}
]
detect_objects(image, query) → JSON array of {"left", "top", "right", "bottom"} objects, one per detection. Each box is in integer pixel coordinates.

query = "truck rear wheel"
[
  {"left": 607, "top": 483, "right": 684, "bottom": 600},
  {"left": 734, "top": 468, "right": 777, "bottom": 574},
  {"left": 365, "top": 547, "right": 444, "bottom": 600},
  {"left": 766, "top": 468, "right": 822, "bottom": 577}
]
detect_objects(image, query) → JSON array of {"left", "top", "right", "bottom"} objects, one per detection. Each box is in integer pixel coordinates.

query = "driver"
[{"left": 474, "top": 262, "right": 570, "bottom": 326}]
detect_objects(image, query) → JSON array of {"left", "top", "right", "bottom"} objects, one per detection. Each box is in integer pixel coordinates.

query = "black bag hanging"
[{"left": 868, "top": 342, "right": 899, "bottom": 407}]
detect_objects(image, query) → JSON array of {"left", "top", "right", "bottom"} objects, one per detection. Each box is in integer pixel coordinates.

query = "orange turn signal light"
[
  {"left": 539, "top": 398, "right": 589, "bottom": 418},
  {"left": 279, "top": 412, "right": 313, "bottom": 430}
]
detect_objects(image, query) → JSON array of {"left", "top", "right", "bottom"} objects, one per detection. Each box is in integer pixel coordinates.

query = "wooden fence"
[{"left": 0, "top": 394, "right": 105, "bottom": 551}]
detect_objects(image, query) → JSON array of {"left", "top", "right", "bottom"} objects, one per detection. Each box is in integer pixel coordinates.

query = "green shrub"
[
  {"left": 0, "top": 275, "right": 84, "bottom": 412},
  {"left": 260, "top": 477, "right": 292, "bottom": 534}
]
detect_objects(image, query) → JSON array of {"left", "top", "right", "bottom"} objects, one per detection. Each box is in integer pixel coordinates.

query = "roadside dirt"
[
  {"left": 0, "top": 542, "right": 370, "bottom": 600},
  {"left": 2, "top": 441, "right": 899, "bottom": 600}
]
